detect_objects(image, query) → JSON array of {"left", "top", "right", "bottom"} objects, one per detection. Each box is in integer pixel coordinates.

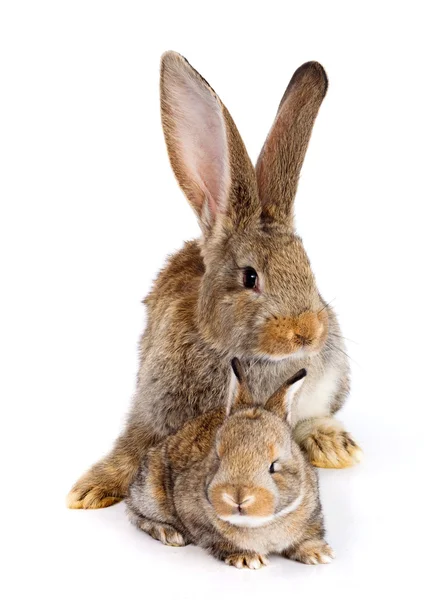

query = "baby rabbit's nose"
[
  {"left": 222, "top": 490, "right": 255, "bottom": 510},
  {"left": 239, "top": 494, "right": 255, "bottom": 508}
]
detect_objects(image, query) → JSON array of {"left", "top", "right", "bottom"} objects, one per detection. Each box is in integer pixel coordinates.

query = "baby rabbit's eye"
[
  {"left": 243, "top": 267, "right": 258, "bottom": 290},
  {"left": 269, "top": 461, "right": 278, "bottom": 474}
]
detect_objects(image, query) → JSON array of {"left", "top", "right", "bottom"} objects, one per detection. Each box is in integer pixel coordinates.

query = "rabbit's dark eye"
[
  {"left": 269, "top": 461, "right": 277, "bottom": 474},
  {"left": 243, "top": 267, "right": 258, "bottom": 290}
]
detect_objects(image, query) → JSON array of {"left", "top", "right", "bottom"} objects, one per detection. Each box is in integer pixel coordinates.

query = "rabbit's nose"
[
  {"left": 222, "top": 491, "right": 255, "bottom": 511},
  {"left": 294, "top": 332, "right": 312, "bottom": 345},
  {"left": 238, "top": 494, "right": 255, "bottom": 509}
]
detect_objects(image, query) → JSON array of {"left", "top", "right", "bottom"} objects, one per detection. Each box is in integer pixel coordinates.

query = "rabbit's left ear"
[
  {"left": 226, "top": 358, "right": 254, "bottom": 414},
  {"left": 160, "top": 52, "right": 261, "bottom": 235},
  {"left": 264, "top": 369, "right": 307, "bottom": 422},
  {"left": 256, "top": 62, "right": 328, "bottom": 227}
]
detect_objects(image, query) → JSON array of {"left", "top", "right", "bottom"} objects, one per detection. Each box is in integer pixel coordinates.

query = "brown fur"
[
  {"left": 67, "top": 52, "right": 361, "bottom": 510},
  {"left": 125, "top": 363, "right": 333, "bottom": 568}
]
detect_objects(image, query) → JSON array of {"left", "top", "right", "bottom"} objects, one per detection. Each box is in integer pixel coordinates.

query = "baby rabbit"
[{"left": 126, "top": 359, "right": 334, "bottom": 569}]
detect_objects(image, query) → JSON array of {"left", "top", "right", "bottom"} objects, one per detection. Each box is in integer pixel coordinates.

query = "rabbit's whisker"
[
  {"left": 247, "top": 356, "right": 263, "bottom": 374},
  {"left": 318, "top": 298, "right": 336, "bottom": 315},
  {"left": 325, "top": 341, "right": 359, "bottom": 367},
  {"left": 330, "top": 333, "right": 358, "bottom": 345}
]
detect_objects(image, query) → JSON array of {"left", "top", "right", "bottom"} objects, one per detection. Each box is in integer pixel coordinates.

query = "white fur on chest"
[{"left": 290, "top": 366, "right": 340, "bottom": 425}]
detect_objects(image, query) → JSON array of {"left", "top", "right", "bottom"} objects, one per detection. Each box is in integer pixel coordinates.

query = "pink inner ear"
[{"left": 168, "top": 65, "right": 230, "bottom": 221}]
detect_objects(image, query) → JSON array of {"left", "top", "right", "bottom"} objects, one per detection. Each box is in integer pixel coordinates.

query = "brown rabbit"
[
  {"left": 68, "top": 51, "right": 361, "bottom": 510},
  {"left": 126, "top": 359, "right": 334, "bottom": 569}
]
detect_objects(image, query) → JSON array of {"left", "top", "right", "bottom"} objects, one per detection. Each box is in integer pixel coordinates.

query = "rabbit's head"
[
  {"left": 207, "top": 359, "right": 308, "bottom": 527},
  {"left": 161, "top": 52, "right": 329, "bottom": 360}
]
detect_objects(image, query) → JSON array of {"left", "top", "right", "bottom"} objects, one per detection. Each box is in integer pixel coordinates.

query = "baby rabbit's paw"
[
  {"left": 143, "top": 522, "right": 187, "bottom": 547},
  {"left": 225, "top": 552, "right": 269, "bottom": 569},
  {"left": 295, "top": 417, "right": 363, "bottom": 469},
  {"left": 285, "top": 539, "right": 335, "bottom": 565}
]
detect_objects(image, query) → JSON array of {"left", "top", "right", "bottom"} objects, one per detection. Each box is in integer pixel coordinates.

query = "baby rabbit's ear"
[
  {"left": 264, "top": 368, "right": 307, "bottom": 422},
  {"left": 256, "top": 62, "right": 328, "bottom": 227},
  {"left": 160, "top": 52, "right": 260, "bottom": 236},
  {"left": 226, "top": 358, "right": 254, "bottom": 414}
]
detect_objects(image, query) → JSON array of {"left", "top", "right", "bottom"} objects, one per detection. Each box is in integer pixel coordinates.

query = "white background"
[{"left": 1, "top": 1, "right": 444, "bottom": 598}]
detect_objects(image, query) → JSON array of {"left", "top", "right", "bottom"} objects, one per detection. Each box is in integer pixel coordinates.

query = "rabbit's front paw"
[
  {"left": 225, "top": 553, "right": 269, "bottom": 569},
  {"left": 295, "top": 417, "right": 363, "bottom": 469},
  {"left": 285, "top": 539, "right": 335, "bottom": 565},
  {"left": 143, "top": 522, "right": 187, "bottom": 547}
]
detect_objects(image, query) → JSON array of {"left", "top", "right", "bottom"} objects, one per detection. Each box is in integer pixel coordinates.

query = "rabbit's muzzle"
[
  {"left": 209, "top": 483, "right": 275, "bottom": 519},
  {"left": 257, "top": 310, "right": 329, "bottom": 358}
]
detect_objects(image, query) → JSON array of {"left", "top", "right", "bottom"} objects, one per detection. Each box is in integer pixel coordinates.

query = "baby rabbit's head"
[{"left": 207, "top": 359, "right": 308, "bottom": 528}]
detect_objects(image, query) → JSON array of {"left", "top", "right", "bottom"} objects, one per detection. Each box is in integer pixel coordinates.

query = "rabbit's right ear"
[
  {"left": 256, "top": 62, "right": 328, "bottom": 227},
  {"left": 160, "top": 52, "right": 260, "bottom": 235}
]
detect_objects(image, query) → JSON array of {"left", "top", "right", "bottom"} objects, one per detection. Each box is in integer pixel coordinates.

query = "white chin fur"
[
  {"left": 218, "top": 494, "right": 303, "bottom": 528},
  {"left": 266, "top": 348, "right": 319, "bottom": 362}
]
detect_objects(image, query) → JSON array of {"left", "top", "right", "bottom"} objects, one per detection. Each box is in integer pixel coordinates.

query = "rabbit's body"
[
  {"left": 68, "top": 52, "right": 361, "bottom": 511},
  {"left": 135, "top": 240, "right": 348, "bottom": 441},
  {"left": 126, "top": 362, "right": 333, "bottom": 569}
]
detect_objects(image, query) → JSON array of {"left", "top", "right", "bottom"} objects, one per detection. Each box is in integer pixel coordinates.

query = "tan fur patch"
[
  {"left": 258, "top": 310, "right": 328, "bottom": 357},
  {"left": 268, "top": 443, "right": 277, "bottom": 463},
  {"left": 146, "top": 451, "right": 168, "bottom": 509},
  {"left": 241, "top": 408, "right": 262, "bottom": 420}
]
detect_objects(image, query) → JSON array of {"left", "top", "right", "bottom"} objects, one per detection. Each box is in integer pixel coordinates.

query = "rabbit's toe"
[{"left": 225, "top": 553, "right": 269, "bottom": 569}]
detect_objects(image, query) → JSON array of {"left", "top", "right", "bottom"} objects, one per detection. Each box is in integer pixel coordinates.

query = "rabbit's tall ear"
[
  {"left": 161, "top": 52, "right": 260, "bottom": 235},
  {"left": 256, "top": 62, "right": 328, "bottom": 226},
  {"left": 227, "top": 358, "right": 254, "bottom": 414},
  {"left": 264, "top": 369, "right": 307, "bottom": 422}
]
